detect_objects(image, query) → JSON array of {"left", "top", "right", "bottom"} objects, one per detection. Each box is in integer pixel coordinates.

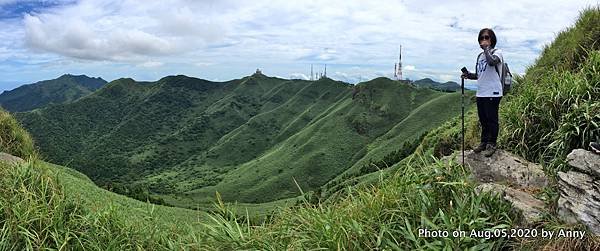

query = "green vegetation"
[
  {"left": 16, "top": 74, "right": 470, "bottom": 208},
  {"left": 0, "top": 74, "right": 106, "bottom": 112},
  {"left": 1, "top": 109, "right": 514, "bottom": 250},
  {"left": 196, "top": 156, "right": 516, "bottom": 250},
  {"left": 0, "top": 159, "right": 209, "bottom": 250},
  {"left": 412, "top": 78, "right": 460, "bottom": 92},
  {"left": 2, "top": 7, "right": 600, "bottom": 250},
  {"left": 0, "top": 154, "right": 516, "bottom": 250},
  {"left": 0, "top": 108, "right": 35, "bottom": 158},
  {"left": 495, "top": 10, "right": 600, "bottom": 248},
  {"left": 0, "top": 108, "right": 204, "bottom": 250},
  {"left": 500, "top": 8, "right": 600, "bottom": 171}
]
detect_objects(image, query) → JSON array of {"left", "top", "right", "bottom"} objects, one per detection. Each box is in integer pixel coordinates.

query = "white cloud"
[
  {"left": 25, "top": 14, "right": 179, "bottom": 61},
  {"left": 439, "top": 74, "right": 454, "bottom": 83},
  {"left": 194, "top": 62, "right": 215, "bottom": 67},
  {"left": 138, "top": 61, "right": 163, "bottom": 68},
  {"left": 289, "top": 72, "right": 308, "bottom": 80},
  {"left": 22, "top": 0, "right": 232, "bottom": 62},
  {"left": 0, "top": 0, "right": 597, "bottom": 89}
]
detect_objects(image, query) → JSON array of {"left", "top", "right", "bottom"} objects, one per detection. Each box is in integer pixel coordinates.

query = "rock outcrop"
[
  {"left": 445, "top": 150, "right": 548, "bottom": 224},
  {"left": 445, "top": 148, "right": 600, "bottom": 232},
  {"left": 459, "top": 150, "right": 548, "bottom": 189},
  {"left": 558, "top": 149, "right": 600, "bottom": 235},
  {"left": 475, "top": 183, "right": 546, "bottom": 222},
  {"left": 0, "top": 152, "right": 24, "bottom": 166}
]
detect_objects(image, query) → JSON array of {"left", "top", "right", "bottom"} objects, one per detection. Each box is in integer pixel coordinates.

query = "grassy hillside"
[
  {"left": 0, "top": 74, "right": 107, "bottom": 112},
  {"left": 0, "top": 109, "right": 197, "bottom": 249},
  {"left": 0, "top": 157, "right": 217, "bottom": 250},
  {"left": 500, "top": 8, "right": 600, "bottom": 170},
  {"left": 16, "top": 74, "right": 471, "bottom": 207},
  {"left": 0, "top": 106, "right": 515, "bottom": 249},
  {"left": 3, "top": 7, "right": 600, "bottom": 250},
  {"left": 0, "top": 108, "right": 35, "bottom": 158}
]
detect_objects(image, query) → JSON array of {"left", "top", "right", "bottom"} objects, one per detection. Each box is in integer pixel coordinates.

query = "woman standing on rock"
[{"left": 461, "top": 28, "right": 503, "bottom": 157}]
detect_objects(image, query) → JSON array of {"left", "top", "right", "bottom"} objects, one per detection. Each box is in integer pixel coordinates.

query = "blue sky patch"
[{"left": 0, "top": 0, "right": 75, "bottom": 20}]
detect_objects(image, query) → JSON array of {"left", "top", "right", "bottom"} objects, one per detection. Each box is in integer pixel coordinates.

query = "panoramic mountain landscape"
[
  {"left": 15, "top": 73, "right": 471, "bottom": 208},
  {"left": 0, "top": 1, "right": 599, "bottom": 250}
]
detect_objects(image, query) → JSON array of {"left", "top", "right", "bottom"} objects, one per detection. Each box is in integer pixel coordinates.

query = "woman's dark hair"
[{"left": 478, "top": 28, "right": 497, "bottom": 48}]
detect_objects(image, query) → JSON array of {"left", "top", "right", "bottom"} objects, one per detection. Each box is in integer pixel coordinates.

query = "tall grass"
[
  {"left": 198, "top": 155, "right": 515, "bottom": 250},
  {"left": 0, "top": 159, "right": 210, "bottom": 250},
  {"left": 499, "top": 8, "right": 600, "bottom": 170},
  {"left": 0, "top": 109, "right": 34, "bottom": 159},
  {"left": 500, "top": 46, "right": 600, "bottom": 171},
  {"left": 414, "top": 108, "right": 481, "bottom": 158}
]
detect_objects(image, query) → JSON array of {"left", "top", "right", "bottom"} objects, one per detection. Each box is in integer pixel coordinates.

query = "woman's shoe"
[
  {"left": 591, "top": 142, "right": 600, "bottom": 154},
  {"left": 473, "top": 143, "right": 487, "bottom": 153},
  {"left": 483, "top": 144, "right": 496, "bottom": 157}
]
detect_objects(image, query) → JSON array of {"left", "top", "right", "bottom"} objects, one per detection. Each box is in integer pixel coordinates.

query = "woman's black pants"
[{"left": 476, "top": 97, "right": 502, "bottom": 146}]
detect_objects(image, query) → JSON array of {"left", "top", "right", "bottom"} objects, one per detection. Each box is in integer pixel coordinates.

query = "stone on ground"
[
  {"left": 0, "top": 152, "right": 24, "bottom": 166},
  {"left": 475, "top": 183, "right": 545, "bottom": 223},
  {"left": 455, "top": 150, "right": 548, "bottom": 189},
  {"left": 558, "top": 149, "right": 600, "bottom": 235},
  {"left": 445, "top": 149, "right": 548, "bottom": 224}
]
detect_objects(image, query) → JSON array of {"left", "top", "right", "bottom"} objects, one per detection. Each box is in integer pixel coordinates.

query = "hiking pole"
[{"left": 460, "top": 67, "right": 468, "bottom": 168}]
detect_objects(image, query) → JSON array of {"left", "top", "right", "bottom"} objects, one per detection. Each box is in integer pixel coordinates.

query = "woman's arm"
[
  {"left": 483, "top": 47, "right": 501, "bottom": 66},
  {"left": 466, "top": 72, "right": 478, "bottom": 80}
]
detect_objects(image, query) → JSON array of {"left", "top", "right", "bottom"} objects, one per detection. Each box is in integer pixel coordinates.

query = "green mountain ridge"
[
  {"left": 16, "top": 73, "right": 473, "bottom": 207},
  {"left": 0, "top": 74, "right": 107, "bottom": 112}
]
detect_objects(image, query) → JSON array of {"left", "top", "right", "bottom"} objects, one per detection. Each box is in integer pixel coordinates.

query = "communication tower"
[{"left": 394, "top": 45, "right": 402, "bottom": 80}]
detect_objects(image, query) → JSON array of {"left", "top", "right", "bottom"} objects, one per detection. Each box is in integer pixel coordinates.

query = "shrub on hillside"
[
  {"left": 499, "top": 8, "right": 600, "bottom": 169},
  {"left": 501, "top": 48, "right": 600, "bottom": 169},
  {"left": 0, "top": 109, "right": 35, "bottom": 158}
]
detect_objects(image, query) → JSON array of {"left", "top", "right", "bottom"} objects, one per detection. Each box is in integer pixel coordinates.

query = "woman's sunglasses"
[{"left": 479, "top": 35, "right": 491, "bottom": 41}]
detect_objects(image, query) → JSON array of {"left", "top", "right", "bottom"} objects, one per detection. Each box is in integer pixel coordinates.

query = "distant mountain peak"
[
  {"left": 59, "top": 73, "right": 105, "bottom": 81},
  {"left": 412, "top": 78, "right": 460, "bottom": 92},
  {"left": 158, "top": 75, "right": 194, "bottom": 82},
  {"left": 0, "top": 74, "right": 108, "bottom": 112},
  {"left": 60, "top": 73, "right": 83, "bottom": 78}
]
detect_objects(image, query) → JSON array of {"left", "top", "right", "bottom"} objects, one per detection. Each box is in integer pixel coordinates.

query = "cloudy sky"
[{"left": 0, "top": 0, "right": 598, "bottom": 91}]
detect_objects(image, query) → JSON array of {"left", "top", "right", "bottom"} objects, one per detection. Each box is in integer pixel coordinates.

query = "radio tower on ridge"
[{"left": 394, "top": 45, "right": 402, "bottom": 81}]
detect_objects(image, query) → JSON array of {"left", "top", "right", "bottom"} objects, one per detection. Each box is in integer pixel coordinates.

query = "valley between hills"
[{"left": 12, "top": 73, "right": 471, "bottom": 211}]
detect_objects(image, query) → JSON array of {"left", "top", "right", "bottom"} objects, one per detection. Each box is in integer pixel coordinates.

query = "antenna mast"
[{"left": 395, "top": 45, "right": 403, "bottom": 81}]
